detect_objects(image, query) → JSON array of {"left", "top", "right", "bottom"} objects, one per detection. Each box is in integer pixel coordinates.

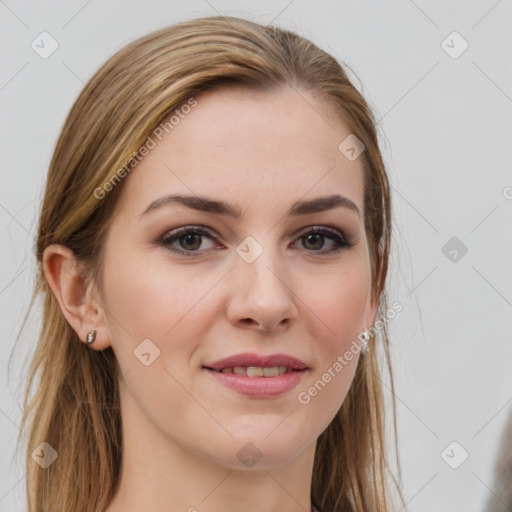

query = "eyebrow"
[{"left": 138, "top": 193, "right": 360, "bottom": 219}]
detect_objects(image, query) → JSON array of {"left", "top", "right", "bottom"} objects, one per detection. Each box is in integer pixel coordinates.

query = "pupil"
[
  {"left": 181, "top": 234, "right": 201, "bottom": 250},
  {"left": 305, "top": 234, "right": 323, "bottom": 250}
]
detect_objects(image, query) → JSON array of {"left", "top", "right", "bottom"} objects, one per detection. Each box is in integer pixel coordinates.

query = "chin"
[{"left": 208, "top": 425, "right": 313, "bottom": 470}]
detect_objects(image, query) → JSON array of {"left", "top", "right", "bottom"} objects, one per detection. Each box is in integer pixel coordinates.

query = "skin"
[{"left": 44, "top": 86, "right": 377, "bottom": 512}]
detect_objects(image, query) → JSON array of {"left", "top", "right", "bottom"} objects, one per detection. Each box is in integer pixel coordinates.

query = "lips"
[
  {"left": 202, "top": 352, "right": 309, "bottom": 397},
  {"left": 203, "top": 352, "right": 308, "bottom": 373}
]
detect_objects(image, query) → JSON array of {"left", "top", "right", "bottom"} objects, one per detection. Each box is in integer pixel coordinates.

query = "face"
[{"left": 95, "top": 86, "right": 376, "bottom": 469}]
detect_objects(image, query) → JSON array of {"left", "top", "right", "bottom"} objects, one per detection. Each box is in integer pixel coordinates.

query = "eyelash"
[{"left": 156, "top": 225, "right": 354, "bottom": 257}]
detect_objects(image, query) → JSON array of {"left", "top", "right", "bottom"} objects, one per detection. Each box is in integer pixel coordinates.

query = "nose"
[{"left": 225, "top": 245, "right": 298, "bottom": 333}]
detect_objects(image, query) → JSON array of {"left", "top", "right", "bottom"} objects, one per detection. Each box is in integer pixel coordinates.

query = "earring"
[
  {"left": 360, "top": 329, "right": 370, "bottom": 354},
  {"left": 86, "top": 330, "right": 97, "bottom": 344}
]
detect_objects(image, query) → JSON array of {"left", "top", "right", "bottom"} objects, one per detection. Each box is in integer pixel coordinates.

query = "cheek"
[
  {"left": 296, "top": 262, "right": 370, "bottom": 416},
  {"left": 302, "top": 263, "right": 371, "bottom": 351},
  {"left": 100, "top": 248, "right": 221, "bottom": 359},
  {"left": 98, "top": 253, "right": 219, "bottom": 419}
]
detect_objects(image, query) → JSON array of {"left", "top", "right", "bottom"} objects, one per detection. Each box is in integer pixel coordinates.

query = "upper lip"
[{"left": 204, "top": 352, "right": 308, "bottom": 371}]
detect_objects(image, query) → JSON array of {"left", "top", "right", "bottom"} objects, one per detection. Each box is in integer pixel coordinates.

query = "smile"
[
  {"left": 216, "top": 366, "right": 292, "bottom": 377},
  {"left": 203, "top": 368, "right": 307, "bottom": 397}
]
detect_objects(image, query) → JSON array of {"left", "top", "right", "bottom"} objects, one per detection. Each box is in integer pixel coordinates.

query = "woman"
[{"left": 18, "top": 15, "right": 405, "bottom": 512}]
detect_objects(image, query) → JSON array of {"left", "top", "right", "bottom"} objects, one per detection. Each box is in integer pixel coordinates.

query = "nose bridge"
[
  {"left": 228, "top": 234, "right": 297, "bottom": 330},
  {"left": 236, "top": 234, "right": 288, "bottom": 298}
]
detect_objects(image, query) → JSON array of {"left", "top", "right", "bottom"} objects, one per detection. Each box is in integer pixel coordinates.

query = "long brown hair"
[{"left": 15, "top": 15, "right": 405, "bottom": 511}]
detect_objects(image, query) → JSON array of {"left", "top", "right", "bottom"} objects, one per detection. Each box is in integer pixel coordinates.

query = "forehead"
[{"left": 113, "top": 86, "right": 365, "bottom": 220}]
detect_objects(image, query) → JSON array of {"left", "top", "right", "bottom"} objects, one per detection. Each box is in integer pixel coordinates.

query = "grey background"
[{"left": 1, "top": 1, "right": 511, "bottom": 511}]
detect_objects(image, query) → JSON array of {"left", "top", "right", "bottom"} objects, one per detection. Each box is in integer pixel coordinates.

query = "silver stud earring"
[
  {"left": 86, "top": 330, "right": 97, "bottom": 344},
  {"left": 360, "top": 329, "right": 370, "bottom": 354}
]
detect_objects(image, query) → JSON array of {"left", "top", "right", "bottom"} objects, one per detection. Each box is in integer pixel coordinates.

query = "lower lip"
[{"left": 204, "top": 368, "right": 307, "bottom": 397}]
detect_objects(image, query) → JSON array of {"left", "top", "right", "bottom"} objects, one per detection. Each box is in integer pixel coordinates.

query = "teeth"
[
  {"left": 247, "top": 366, "right": 263, "bottom": 377},
  {"left": 263, "top": 366, "right": 279, "bottom": 377},
  {"left": 220, "top": 366, "right": 287, "bottom": 377}
]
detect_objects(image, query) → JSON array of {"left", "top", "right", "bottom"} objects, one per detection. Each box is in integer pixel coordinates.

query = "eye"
[
  {"left": 156, "top": 225, "right": 354, "bottom": 256},
  {"left": 292, "top": 226, "right": 354, "bottom": 254},
  {"left": 157, "top": 226, "right": 220, "bottom": 255}
]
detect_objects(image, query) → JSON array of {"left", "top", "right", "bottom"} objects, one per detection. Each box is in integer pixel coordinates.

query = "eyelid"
[
  {"left": 156, "top": 224, "right": 355, "bottom": 256},
  {"left": 157, "top": 225, "right": 219, "bottom": 245},
  {"left": 295, "top": 224, "right": 347, "bottom": 239},
  {"left": 158, "top": 223, "right": 351, "bottom": 241}
]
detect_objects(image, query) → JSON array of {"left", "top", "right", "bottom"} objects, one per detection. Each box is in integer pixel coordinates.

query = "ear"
[{"left": 42, "top": 244, "right": 110, "bottom": 350}]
